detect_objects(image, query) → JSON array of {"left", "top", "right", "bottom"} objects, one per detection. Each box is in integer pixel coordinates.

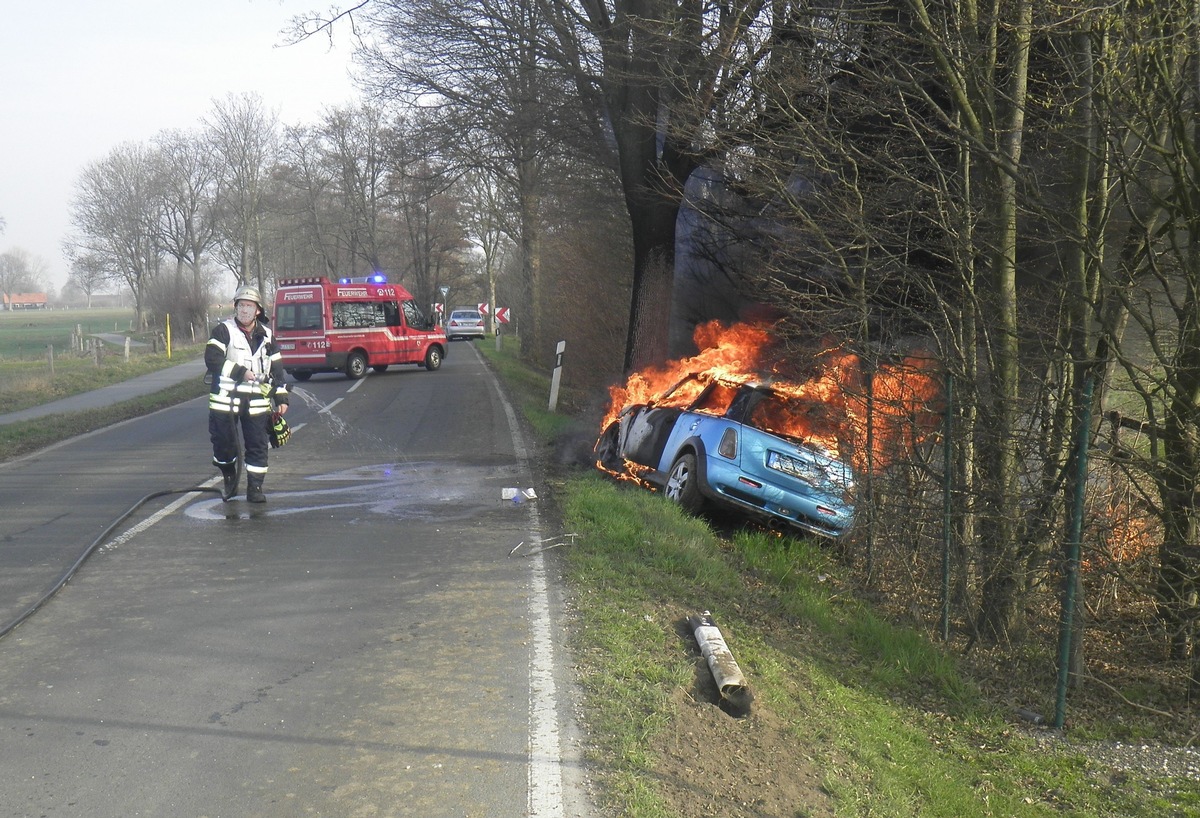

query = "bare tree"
[
  {"left": 64, "top": 251, "right": 115, "bottom": 308},
  {"left": 0, "top": 248, "right": 49, "bottom": 307},
  {"left": 290, "top": 0, "right": 590, "bottom": 361},
  {"left": 68, "top": 142, "right": 163, "bottom": 328},
  {"left": 390, "top": 128, "right": 471, "bottom": 311},
  {"left": 154, "top": 128, "right": 221, "bottom": 325},
  {"left": 461, "top": 169, "right": 515, "bottom": 335},
  {"left": 206, "top": 93, "right": 279, "bottom": 292},
  {"left": 321, "top": 104, "right": 390, "bottom": 275},
  {"left": 275, "top": 122, "right": 344, "bottom": 278}
]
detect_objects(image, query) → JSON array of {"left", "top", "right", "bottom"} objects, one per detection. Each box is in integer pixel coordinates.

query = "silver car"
[{"left": 446, "top": 308, "right": 486, "bottom": 340}]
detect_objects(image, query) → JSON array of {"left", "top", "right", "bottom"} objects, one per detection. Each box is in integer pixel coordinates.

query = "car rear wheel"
[
  {"left": 345, "top": 351, "right": 368, "bottom": 379},
  {"left": 424, "top": 346, "right": 443, "bottom": 371},
  {"left": 289, "top": 370, "right": 312, "bottom": 382},
  {"left": 372, "top": 364, "right": 389, "bottom": 373},
  {"left": 666, "top": 453, "right": 705, "bottom": 514}
]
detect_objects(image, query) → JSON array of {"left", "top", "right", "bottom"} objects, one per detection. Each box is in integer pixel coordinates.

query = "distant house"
[{"left": 3, "top": 293, "right": 49, "bottom": 310}]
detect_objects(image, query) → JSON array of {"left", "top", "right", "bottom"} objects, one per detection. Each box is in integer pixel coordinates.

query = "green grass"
[
  {"left": 0, "top": 308, "right": 141, "bottom": 358},
  {"left": 476, "top": 336, "right": 582, "bottom": 440},
  {"left": 480, "top": 336, "right": 1199, "bottom": 818},
  {"left": 0, "top": 308, "right": 202, "bottom": 415},
  {"left": 0, "top": 379, "right": 208, "bottom": 463},
  {"left": 0, "top": 308, "right": 207, "bottom": 462}
]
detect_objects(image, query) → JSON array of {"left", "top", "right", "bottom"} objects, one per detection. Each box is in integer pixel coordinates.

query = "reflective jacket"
[{"left": 205, "top": 317, "right": 290, "bottom": 416}]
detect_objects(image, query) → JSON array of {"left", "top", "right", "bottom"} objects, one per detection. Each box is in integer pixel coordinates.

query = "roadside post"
[{"left": 548, "top": 340, "right": 566, "bottom": 411}]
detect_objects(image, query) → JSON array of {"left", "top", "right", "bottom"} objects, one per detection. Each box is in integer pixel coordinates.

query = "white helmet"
[{"left": 232, "top": 285, "right": 263, "bottom": 310}]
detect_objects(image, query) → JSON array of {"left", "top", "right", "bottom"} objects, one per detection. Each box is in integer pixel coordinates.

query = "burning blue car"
[{"left": 594, "top": 373, "right": 856, "bottom": 539}]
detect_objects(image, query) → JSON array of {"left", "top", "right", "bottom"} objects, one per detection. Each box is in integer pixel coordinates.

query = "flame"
[
  {"left": 603, "top": 321, "right": 773, "bottom": 428},
  {"left": 601, "top": 320, "right": 944, "bottom": 471},
  {"left": 1084, "top": 497, "right": 1158, "bottom": 571}
]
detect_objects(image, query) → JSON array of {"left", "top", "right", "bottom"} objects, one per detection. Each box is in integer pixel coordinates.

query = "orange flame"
[
  {"left": 601, "top": 321, "right": 943, "bottom": 471},
  {"left": 1084, "top": 497, "right": 1157, "bottom": 571}
]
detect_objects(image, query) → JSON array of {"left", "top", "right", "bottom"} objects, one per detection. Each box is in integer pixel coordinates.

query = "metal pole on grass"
[
  {"left": 1054, "top": 372, "right": 1094, "bottom": 730},
  {"left": 941, "top": 371, "right": 954, "bottom": 642}
]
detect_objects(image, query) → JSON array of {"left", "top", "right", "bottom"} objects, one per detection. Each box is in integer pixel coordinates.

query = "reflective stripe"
[{"left": 210, "top": 318, "right": 278, "bottom": 416}]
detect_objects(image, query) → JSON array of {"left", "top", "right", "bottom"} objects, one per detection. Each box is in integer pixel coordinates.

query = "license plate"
[{"left": 767, "top": 450, "right": 808, "bottom": 478}]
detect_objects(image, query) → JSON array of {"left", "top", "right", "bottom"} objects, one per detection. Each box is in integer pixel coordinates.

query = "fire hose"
[{"left": 0, "top": 486, "right": 221, "bottom": 643}]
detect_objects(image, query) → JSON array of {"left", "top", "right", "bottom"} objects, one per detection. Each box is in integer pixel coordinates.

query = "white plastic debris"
[{"left": 502, "top": 487, "right": 538, "bottom": 502}]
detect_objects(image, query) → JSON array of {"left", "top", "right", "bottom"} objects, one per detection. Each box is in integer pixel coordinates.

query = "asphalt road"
[{"left": 0, "top": 343, "right": 590, "bottom": 817}]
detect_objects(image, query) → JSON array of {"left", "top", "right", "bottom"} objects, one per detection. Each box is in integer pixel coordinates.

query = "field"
[
  {"left": 0, "top": 308, "right": 144, "bottom": 359},
  {"left": 0, "top": 308, "right": 204, "bottom": 415}
]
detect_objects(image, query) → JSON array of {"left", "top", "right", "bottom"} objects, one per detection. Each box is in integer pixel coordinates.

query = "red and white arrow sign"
[
  {"left": 477, "top": 302, "right": 489, "bottom": 315},
  {"left": 494, "top": 307, "right": 510, "bottom": 324}
]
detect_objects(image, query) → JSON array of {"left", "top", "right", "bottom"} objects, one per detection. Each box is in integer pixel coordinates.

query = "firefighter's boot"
[
  {"left": 219, "top": 461, "right": 240, "bottom": 501},
  {"left": 247, "top": 474, "right": 266, "bottom": 503}
]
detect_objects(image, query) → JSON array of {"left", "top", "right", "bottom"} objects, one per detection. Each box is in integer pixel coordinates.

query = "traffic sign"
[
  {"left": 495, "top": 307, "right": 510, "bottom": 324},
  {"left": 477, "top": 303, "right": 489, "bottom": 315}
]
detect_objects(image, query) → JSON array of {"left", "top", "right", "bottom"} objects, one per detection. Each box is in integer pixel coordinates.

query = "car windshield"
[{"left": 452, "top": 311, "right": 480, "bottom": 320}]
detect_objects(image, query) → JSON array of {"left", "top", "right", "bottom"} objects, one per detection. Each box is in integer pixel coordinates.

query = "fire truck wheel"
[
  {"left": 372, "top": 365, "right": 390, "bottom": 373},
  {"left": 424, "top": 346, "right": 443, "bottom": 371},
  {"left": 345, "top": 351, "right": 368, "bottom": 379},
  {"left": 290, "top": 370, "right": 312, "bottom": 382}
]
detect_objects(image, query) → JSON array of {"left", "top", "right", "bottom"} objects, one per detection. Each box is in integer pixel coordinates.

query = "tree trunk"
[{"left": 975, "top": 0, "right": 1033, "bottom": 642}]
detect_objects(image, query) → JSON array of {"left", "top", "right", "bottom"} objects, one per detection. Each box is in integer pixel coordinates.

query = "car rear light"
[
  {"left": 738, "top": 476, "right": 761, "bottom": 488},
  {"left": 816, "top": 505, "right": 838, "bottom": 517}
]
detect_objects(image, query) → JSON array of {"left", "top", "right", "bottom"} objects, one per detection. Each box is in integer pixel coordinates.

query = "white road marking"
[{"left": 481, "top": 346, "right": 567, "bottom": 818}]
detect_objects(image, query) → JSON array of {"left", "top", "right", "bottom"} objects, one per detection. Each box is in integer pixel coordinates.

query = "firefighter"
[{"left": 206, "top": 285, "right": 290, "bottom": 502}]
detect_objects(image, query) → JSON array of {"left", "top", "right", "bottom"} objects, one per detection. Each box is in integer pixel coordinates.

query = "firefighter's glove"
[{"left": 269, "top": 411, "right": 291, "bottom": 448}]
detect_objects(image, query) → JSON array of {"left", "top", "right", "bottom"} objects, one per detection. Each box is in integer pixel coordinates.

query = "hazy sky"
[{"left": 0, "top": 0, "right": 361, "bottom": 292}]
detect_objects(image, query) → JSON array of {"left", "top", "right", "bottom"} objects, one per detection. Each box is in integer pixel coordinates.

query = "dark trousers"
[{"left": 209, "top": 409, "right": 270, "bottom": 474}]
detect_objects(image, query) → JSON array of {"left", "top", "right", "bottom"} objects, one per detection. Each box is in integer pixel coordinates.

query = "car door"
[{"left": 380, "top": 300, "right": 413, "bottom": 362}]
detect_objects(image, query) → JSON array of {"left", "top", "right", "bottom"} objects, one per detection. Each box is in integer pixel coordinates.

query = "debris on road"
[{"left": 509, "top": 533, "right": 579, "bottom": 557}]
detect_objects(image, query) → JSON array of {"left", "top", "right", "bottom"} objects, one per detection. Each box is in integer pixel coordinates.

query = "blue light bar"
[{"left": 337, "top": 275, "right": 388, "bottom": 284}]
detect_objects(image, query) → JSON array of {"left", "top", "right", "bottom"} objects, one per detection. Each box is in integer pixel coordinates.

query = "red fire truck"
[{"left": 272, "top": 275, "right": 447, "bottom": 380}]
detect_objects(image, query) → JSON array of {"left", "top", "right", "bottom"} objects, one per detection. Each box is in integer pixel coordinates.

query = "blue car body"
[{"left": 596, "top": 375, "right": 856, "bottom": 539}]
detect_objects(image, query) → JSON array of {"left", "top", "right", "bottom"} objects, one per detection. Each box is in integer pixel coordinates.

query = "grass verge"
[
  {"left": 479, "top": 338, "right": 1200, "bottom": 818},
  {"left": 0, "top": 379, "right": 209, "bottom": 464}
]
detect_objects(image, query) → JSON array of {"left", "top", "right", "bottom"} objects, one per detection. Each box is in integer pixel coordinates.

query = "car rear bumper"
[{"left": 704, "top": 460, "right": 854, "bottom": 538}]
